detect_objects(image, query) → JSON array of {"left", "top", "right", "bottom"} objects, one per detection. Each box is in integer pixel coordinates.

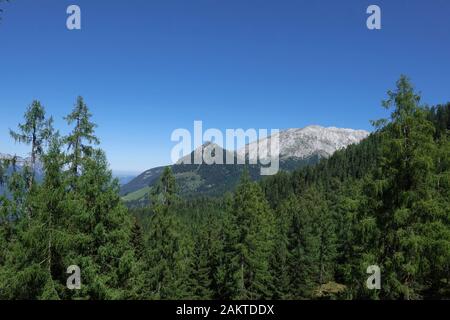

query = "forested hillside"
[
  {"left": 1, "top": 76, "right": 449, "bottom": 299},
  {"left": 120, "top": 153, "right": 322, "bottom": 207},
  {"left": 120, "top": 125, "right": 368, "bottom": 207}
]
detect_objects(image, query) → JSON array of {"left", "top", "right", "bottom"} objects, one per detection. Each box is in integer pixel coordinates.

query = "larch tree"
[
  {"left": 368, "top": 76, "right": 443, "bottom": 299},
  {"left": 9, "top": 100, "right": 53, "bottom": 189},
  {"left": 64, "top": 96, "right": 99, "bottom": 180}
]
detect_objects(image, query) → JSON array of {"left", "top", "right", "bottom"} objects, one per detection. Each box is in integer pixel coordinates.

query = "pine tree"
[
  {"left": 285, "top": 191, "right": 318, "bottom": 298},
  {"left": 9, "top": 100, "right": 53, "bottom": 189},
  {"left": 188, "top": 218, "right": 214, "bottom": 299},
  {"left": 270, "top": 194, "right": 294, "bottom": 299},
  {"left": 221, "top": 170, "right": 275, "bottom": 299},
  {"left": 130, "top": 217, "right": 144, "bottom": 260},
  {"left": 425, "top": 133, "right": 450, "bottom": 298},
  {"left": 0, "top": 102, "right": 55, "bottom": 299},
  {"left": 65, "top": 148, "right": 135, "bottom": 300},
  {"left": 331, "top": 179, "right": 372, "bottom": 298},
  {"left": 1, "top": 100, "right": 137, "bottom": 300},
  {"left": 140, "top": 167, "right": 192, "bottom": 299},
  {"left": 23, "top": 134, "right": 67, "bottom": 299},
  {"left": 64, "top": 96, "right": 99, "bottom": 179},
  {"left": 0, "top": 134, "right": 66, "bottom": 299},
  {"left": 186, "top": 208, "right": 226, "bottom": 299},
  {"left": 368, "top": 76, "right": 443, "bottom": 299},
  {"left": 313, "top": 189, "right": 337, "bottom": 288}
]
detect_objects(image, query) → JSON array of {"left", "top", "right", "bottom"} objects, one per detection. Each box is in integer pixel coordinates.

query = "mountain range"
[
  {"left": 0, "top": 153, "right": 38, "bottom": 168},
  {"left": 0, "top": 153, "right": 44, "bottom": 195},
  {"left": 120, "top": 125, "right": 369, "bottom": 206},
  {"left": 1, "top": 126, "right": 369, "bottom": 202}
]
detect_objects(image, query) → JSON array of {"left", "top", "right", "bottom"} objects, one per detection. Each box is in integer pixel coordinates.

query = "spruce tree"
[
  {"left": 270, "top": 195, "right": 293, "bottom": 299},
  {"left": 368, "top": 76, "right": 443, "bottom": 299},
  {"left": 186, "top": 209, "right": 225, "bottom": 299},
  {"left": 64, "top": 96, "right": 99, "bottom": 179},
  {"left": 140, "top": 167, "right": 192, "bottom": 299},
  {"left": 0, "top": 135, "right": 66, "bottom": 299},
  {"left": 9, "top": 100, "right": 53, "bottom": 189},
  {"left": 221, "top": 170, "right": 275, "bottom": 299},
  {"left": 130, "top": 217, "right": 144, "bottom": 260},
  {"left": 285, "top": 192, "right": 319, "bottom": 298},
  {"left": 188, "top": 218, "right": 214, "bottom": 299}
]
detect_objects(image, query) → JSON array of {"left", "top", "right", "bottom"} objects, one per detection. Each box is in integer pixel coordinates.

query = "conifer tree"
[
  {"left": 270, "top": 196, "right": 293, "bottom": 299},
  {"left": 140, "top": 167, "right": 192, "bottom": 299},
  {"left": 285, "top": 192, "right": 319, "bottom": 298},
  {"left": 331, "top": 179, "right": 370, "bottom": 298},
  {"left": 130, "top": 217, "right": 144, "bottom": 260},
  {"left": 222, "top": 170, "right": 275, "bottom": 299},
  {"left": 313, "top": 191, "right": 337, "bottom": 288},
  {"left": 0, "top": 135, "right": 66, "bottom": 299},
  {"left": 368, "top": 76, "right": 443, "bottom": 299},
  {"left": 10, "top": 100, "right": 53, "bottom": 189},
  {"left": 65, "top": 149, "right": 135, "bottom": 300},
  {"left": 188, "top": 219, "right": 215, "bottom": 299},
  {"left": 186, "top": 209, "right": 225, "bottom": 299},
  {"left": 1, "top": 100, "right": 137, "bottom": 299},
  {"left": 64, "top": 96, "right": 99, "bottom": 179}
]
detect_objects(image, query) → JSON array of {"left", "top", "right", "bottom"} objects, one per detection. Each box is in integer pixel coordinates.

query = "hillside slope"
[{"left": 121, "top": 126, "right": 369, "bottom": 205}]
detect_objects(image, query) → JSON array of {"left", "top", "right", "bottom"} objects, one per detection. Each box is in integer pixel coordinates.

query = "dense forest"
[{"left": 0, "top": 76, "right": 449, "bottom": 299}]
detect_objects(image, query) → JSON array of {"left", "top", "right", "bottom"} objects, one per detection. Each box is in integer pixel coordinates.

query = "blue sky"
[{"left": 0, "top": 0, "right": 449, "bottom": 173}]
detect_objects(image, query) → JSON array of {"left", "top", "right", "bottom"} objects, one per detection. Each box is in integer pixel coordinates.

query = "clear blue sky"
[{"left": 1, "top": 0, "right": 449, "bottom": 172}]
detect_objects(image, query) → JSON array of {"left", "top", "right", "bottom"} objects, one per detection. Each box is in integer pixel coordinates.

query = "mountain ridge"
[
  {"left": 238, "top": 125, "right": 369, "bottom": 161},
  {"left": 120, "top": 125, "right": 369, "bottom": 205}
]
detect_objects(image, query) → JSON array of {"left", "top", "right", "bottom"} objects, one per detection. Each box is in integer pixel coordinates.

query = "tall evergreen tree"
[
  {"left": 139, "top": 167, "right": 192, "bottom": 299},
  {"left": 270, "top": 196, "right": 293, "bottom": 299},
  {"left": 130, "top": 217, "right": 144, "bottom": 260},
  {"left": 9, "top": 100, "right": 53, "bottom": 189},
  {"left": 221, "top": 170, "right": 275, "bottom": 299},
  {"left": 368, "top": 76, "right": 444, "bottom": 299},
  {"left": 64, "top": 96, "right": 99, "bottom": 179},
  {"left": 63, "top": 99, "right": 136, "bottom": 299},
  {"left": 1, "top": 100, "right": 137, "bottom": 300},
  {"left": 284, "top": 188, "right": 336, "bottom": 298},
  {"left": 188, "top": 214, "right": 220, "bottom": 299},
  {"left": 65, "top": 148, "right": 136, "bottom": 300},
  {"left": 0, "top": 135, "right": 66, "bottom": 299}
]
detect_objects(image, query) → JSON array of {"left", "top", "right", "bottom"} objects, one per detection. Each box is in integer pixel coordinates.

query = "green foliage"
[
  {"left": 0, "top": 98, "right": 136, "bottom": 300},
  {"left": 10, "top": 100, "right": 53, "bottom": 188},
  {"left": 365, "top": 76, "right": 449, "bottom": 299},
  {"left": 137, "top": 167, "right": 193, "bottom": 299},
  {"left": 64, "top": 96, "right": 99, "bottom": 178},
  {"left": 1, "top": 76, "right": 449, "bottom": 300},
  {"left": 219, "top": 170, "right": 276, "bottom": 299}
]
